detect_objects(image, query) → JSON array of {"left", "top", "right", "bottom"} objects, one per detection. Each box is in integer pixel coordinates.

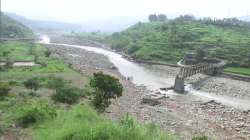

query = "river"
[{"left": 40, "top": 35, "right": 250, "bottom": 110}]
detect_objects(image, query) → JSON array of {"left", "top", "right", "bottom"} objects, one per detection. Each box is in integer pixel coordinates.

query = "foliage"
[
  {"left": 196, "top": 48, "right": 206, "bottom": 61},
  {"left": 4, "top": 60, "right": 14, "bottom": 69},
  {"left": 192, "top": 136, "right": 208, "bottom": 140},
  {"left": 224, "top": 67, "right": 250, "bottom": 76},
  {"left": 120, "top": 113, "right": 135, "bottom": 128},
  {"left": 34, "top": 105, "right": 177, "bottom": 140},
  {"left": 52, "top": 86, "right": 80, "bottom": 104},
  {"left": 44, "top": 50, "right": 51, "bottom": 57},
  {"left": 46, "top": 76, "right": 67, "bottom": 91},
  {"left": 149, "top": 14, "right": 167, "bottom": 22},
  {"left": 0, "top": 12, "right": 33, "bottom": 38},
  {"left": 90, "top": 72, "right": 123, "bottom": 112},
  {"left": 106, "top": 15, "right": 250, "bottom": 67},
  {"left": 23, "top": 77, "right": 40, "bottom": 91},
  {"left": 16, "top": 101, "right": 57, "bottom": 127},
  {"left": 0, "top": 82, "right": 11, "bottom": 97}
]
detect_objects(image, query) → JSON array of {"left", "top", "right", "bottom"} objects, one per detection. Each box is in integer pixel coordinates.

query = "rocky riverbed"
[{"left": 45, "top": 43, "right": 250, "bottom": 140}]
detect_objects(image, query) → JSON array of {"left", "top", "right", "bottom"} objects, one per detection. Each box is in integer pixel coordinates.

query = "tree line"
[
  {"left": 148, "top": 14, "right": 167, "bottom": 22},
  {"left": 148, "top": 14, "right": 250, "bottom": 27}
]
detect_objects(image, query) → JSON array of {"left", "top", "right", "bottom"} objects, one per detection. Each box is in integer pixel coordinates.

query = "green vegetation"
[
  {"left": 16, "top": 101, "right": 57, "bottom": 128},
  {"left": 192, "top": 136, "right": 208, "bottom": 140},
  {"left": 105, "top": 15, "right": 250, "bottom": 67},
  {"left": 71, "top": 31, "right": 108, "bottom": 43},
  {"left": 224, "top": 67, "right": 250, "bottom": 76},
  {"left": 52, "top": 86, "right": 80, "bottom": 104},
  {"left": 34, "top": 105, "right": 176, "bottom": 140},
  {"left": 0, "top": 12, "right": 33, "bottom": 38},
  {"left": 90, "top": 72, "right": 123, "bottom": 112},
  {"left": 0, "top": 41, "right": 177, "bottom": 139},
  {"left": 0, "top": 82, "right": 11, "bottom": 98},
  {"left": 23, "top": 77, "right": 40, "bottom": 92}
]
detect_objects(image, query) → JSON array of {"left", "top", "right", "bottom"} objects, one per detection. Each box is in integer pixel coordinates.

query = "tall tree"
[
  {"left": 90, "top": 72, "right": 123, "bottom": 112},
  {"left": 148, "top": 14, "right": 158, "bottom": 22},
  {"left": 158, "top": 14, "right": 167, "bottom": 22}
]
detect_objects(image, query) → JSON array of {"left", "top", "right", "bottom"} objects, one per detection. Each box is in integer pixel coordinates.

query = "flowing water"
[{"left": 40, "top": 35, "right": 250, "bottom": 110}]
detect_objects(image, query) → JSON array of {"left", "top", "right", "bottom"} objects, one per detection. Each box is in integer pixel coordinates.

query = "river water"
[{"left": 40, "top": 35, "right": 250, "bottom": 110}]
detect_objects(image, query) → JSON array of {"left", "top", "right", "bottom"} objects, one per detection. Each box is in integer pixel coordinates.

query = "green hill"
[
  {"left": 0, "top": 12, "right": 33, "bottom": 38},
  {"left": 106, "top": 16, "right": 250, "bottom": 67}
]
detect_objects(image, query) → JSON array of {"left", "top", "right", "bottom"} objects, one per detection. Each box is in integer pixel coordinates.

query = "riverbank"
[{"left": 45, "top": 40, "right": 250, "bottom": 140}]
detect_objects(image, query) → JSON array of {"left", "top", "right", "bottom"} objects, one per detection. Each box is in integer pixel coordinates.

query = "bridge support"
[{"left": 174, "top": 76, "right": 185, "bottom": 93}]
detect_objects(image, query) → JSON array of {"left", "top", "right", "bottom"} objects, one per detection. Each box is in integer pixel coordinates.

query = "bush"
[
  {"left": 17, "top": 101, "right": 56, "bottom": 127},
  {"left": 52, "top": 86, "right": 80, "bottom": 104},
  {"left": 90, "top": 72, "right": 123, "bottom": 112},
  {"left": 0, "top": 82, "right": 11, "bottom": 97},
  {"left": 4, "top": 60, "right": 14, "bottom": 69},
  {"left": 46, "top": 76, "right": 67, "bottom": 91},
  {"left": 44, "top": 50, "right": 51, "bottom": 57},
  {"left": 23, "top": 77, "right": 40, "bottom": 91},
  {"left": 192, "top": 136, "right": 208, "bottom": 140}
]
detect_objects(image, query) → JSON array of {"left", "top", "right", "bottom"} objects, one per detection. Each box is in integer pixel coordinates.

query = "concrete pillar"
[{"left": 174, "top": 76, "right": 185, "bottom": 93}]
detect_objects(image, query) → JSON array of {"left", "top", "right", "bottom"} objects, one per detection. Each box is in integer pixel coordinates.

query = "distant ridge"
[
  {"left": 0, "top": 12, "right": 33, "bottom": 38},
  {"left": 6, "top": 13, "right": 91, "bottom": 32}
]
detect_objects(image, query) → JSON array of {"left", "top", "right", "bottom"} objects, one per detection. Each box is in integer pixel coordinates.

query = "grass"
[
  {"left": 34, "top": 105, "right": 176, "bottom": 140},
  {"left": 0, "top": 41, "right": 87, "bottom": 85},
  {"left": 0, "top": 41, "right": 36, "bottom": 61},
  {"left": 224, "top": 67, "right": 250, "bottom": 76}
]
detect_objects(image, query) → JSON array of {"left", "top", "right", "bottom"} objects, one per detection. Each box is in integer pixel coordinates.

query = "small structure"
[{"left": 183, "top": 52, "right": 197, "bottom": 65}]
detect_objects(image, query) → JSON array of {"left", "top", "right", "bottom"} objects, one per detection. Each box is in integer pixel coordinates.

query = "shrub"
[
  {"left": 0, "top": 82, "right": 11, "bottom": 97},
  {"left": 4, "top": 60, "right": 14, "bottom": 69},
  {"left": 44, "top": 50, "right": 51, "bottom": 57},
  {"left": 120, "top": 113, "right": 135, "bottom": 128},
  {"left": 52, "top": 86, "right": 80, "bottom": 104},
  {"left": 47, "top": 76, "right": 66, "bottom": 91},
  {"left": 17, "top": 101, "right": 56, "bottom": 127},
  {"left": 23, "top": 77, "right": 40, "bottom": 92},
  {"left": 90, "top": 72, "right": 123, "bottom": 112},
  {"left": 192, "top": 136, "right": 208, "bottom": 140},
  {"left": 34, "top": 54, "right": 39, "bottom": 63}
]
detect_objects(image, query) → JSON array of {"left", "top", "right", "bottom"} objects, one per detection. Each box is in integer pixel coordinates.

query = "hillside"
[
  {"left": 0, "top": 13, "right": 33, "bottom": 38},
  {"left": 106, "top": 17, "right": 250, "bottom": 67},
  {"left": 6, "top": 13, "right": 91, "bottom": 32}
]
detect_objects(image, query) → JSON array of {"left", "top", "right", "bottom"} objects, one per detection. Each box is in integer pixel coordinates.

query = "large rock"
[{"left": 142, "top": 93, "right": 164, "bottom": 106}]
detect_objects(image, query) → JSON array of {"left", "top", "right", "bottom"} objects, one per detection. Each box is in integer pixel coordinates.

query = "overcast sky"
[{"left": 2, "top": 0, "right": 250, "bottom": 22}]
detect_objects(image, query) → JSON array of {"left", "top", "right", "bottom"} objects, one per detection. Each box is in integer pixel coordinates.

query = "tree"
[
  {"left": 23, "top": 78, "right": 39, "bottom": 92},
  {"left": 0, "top": 82, "right": 11, "bottom": 98},
  {"left": 90, "top": 72, "right": 123, "bottom": 112},
  {"left": 158, "top": 14, "right": 167, "bottom": 22},
  {"left": 148, "top": 14, "right": 158, "bottom": 22}
]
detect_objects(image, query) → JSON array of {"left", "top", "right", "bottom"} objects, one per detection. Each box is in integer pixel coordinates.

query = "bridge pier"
[{"left": 174, "top": 76, "right": 185, "bottom": 93}]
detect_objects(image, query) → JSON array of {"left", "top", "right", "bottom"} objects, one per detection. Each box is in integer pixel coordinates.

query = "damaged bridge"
[{"left": 174, "top": 57, "right": 226, "bottom": 93}]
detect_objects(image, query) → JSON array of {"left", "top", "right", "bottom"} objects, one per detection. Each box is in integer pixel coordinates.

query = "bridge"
[{"left": 174, "top": 58, "right": 226, "bottom": 93}]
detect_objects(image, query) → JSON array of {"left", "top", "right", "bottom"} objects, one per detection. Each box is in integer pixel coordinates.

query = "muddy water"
[{"left": 40, "top": 35, "right": 250, "bottom": 110}]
